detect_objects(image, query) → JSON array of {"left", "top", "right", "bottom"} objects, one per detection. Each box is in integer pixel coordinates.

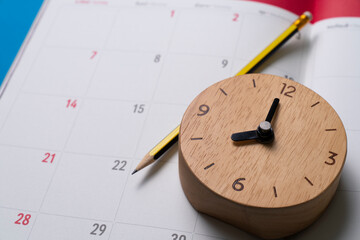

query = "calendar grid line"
[
  {"left": 18, "top": 91, "right": 153, "bottom": 103},
  {"left": 193, "top": 232, "right": 227, "bottom": 240},
  {"left": 34, "top": 69, "right": 102, "bottom": 212},
  {"left": 82, "top": 6, "right": 157, "bottom": 239},
  {"left": 26, "top": 3, "right": 118, "bottom": 237},
  {"left": 190, "top": 212, "right": 200, "bottom": 240},
  {"left": 27, "top": 85, "right": 88, "bottom": 238},
  {"left": 0, "top": 1, "right": 70, "bottom": 236},
  {"left": 33, "top": 210, "right": 114, "bottom": 223},
  {"left": 1, "top": 1, "right": 71, "bottom": 238},
  {"left": 228, "top": 11, "right": 246, "bottom": 77},
  {"left": 24, "top": 209, "right": 208, "bottom": 236},
  {"left": 40, "top": 43, "right": 248, "bottom": 63},
  {"left": 292, "top": 31, "right": 308, "bottom": 83},
  {"left": 62, "top": 151, "right": 142, "bottom": 162},
  {"left": 114, "top": 220, "right": 193, "bottom": 234},
  {"left": 124, "top": 4, "right": 183, "bottom": 178},
  {"left": 20, "top": 89, "right": 191, "bottom": 108},
  {"left": 0, "top": 205, "right": 37, "bottom": 214},
  {"left": 0, "top": 143, "right": 62, "bottom": 153},
  {"left": 0, "top": 142, "right": 142, "bottom": 161},
  {"left": 0, "top": 142, "right": 182, "bottom": 164},
  {"left": 106, "top": 4, "right": 190, "bottom": 239}
]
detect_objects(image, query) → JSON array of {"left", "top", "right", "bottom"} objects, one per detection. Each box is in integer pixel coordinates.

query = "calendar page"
[
  {"left": 0, "top": 0, "right": 359, "bottom": 239},
  {"left": 295, "top": 17, "right": 360, "bottom": 239}
]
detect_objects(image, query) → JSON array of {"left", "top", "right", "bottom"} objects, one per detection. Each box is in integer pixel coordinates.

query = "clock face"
[{"left": 179, "top": 74, "right": 346, "bottom": 208}]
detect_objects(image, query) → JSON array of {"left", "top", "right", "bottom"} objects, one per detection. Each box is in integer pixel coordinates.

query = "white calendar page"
[{"left": 0, "top": 0, "right": 359, "bottom": 239}]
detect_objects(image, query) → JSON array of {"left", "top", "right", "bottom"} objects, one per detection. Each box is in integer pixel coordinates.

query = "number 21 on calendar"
[{"left": 42, "top": 152, "right": 56, "bottom": 163}]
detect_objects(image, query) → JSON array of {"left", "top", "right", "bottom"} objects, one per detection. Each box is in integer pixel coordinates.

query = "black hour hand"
[
  {"left": 231, "top": 130, "right": 258, "bottom": 141},
  {"left": 231, "top": 121, "right": 274, "bottom": 143}
]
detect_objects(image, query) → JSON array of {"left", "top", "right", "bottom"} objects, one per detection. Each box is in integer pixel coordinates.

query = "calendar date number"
[
  {"left": 112, "top": 160, "right": 127, "bottom": 171},
  {"left": 66, "top": 99, "right": 77, "bottom": 108},
  {"left": 172, "top": 233, "right": 186, "bottom": 240},
  {"left": 90, "top": 223, "right": 106, "bottom": 236},
  {"left": 15, "top": 213, "right": 31, "bottom": 225},
  {"left": 42, "top": 153, "right": 56, "bottom": 163},
  {"left": 133, "top": 104, "right": 145, "bottom": 113}
]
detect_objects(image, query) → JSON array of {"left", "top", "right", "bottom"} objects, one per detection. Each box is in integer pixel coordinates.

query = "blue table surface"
[{"left": 0, "top": 0, "right": 44, "bottom": 86}]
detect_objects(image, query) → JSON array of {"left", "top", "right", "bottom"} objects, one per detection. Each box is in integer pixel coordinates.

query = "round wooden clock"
[{"left": 178, "top": 74, "right": 347, "bottom": 239}]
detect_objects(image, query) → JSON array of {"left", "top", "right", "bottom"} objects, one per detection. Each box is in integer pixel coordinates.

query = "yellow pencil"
[{"left": 132, "top": 11, "right": 312, "bottom": 175}]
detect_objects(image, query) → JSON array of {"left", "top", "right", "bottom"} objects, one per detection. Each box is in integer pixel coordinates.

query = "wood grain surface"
[{"left": 179, "top": 74, "right": 347, "bottom": 239}]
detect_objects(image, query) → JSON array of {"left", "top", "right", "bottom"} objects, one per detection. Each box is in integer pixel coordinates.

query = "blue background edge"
[{"left": 0, "top": 0, "right": 44, "bottom": 86}]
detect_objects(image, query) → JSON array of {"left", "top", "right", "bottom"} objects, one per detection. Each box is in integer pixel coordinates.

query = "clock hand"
[
  {"left": 231, "top": 98, "right": 279, "bottom": 143},
  {"left": 265, "top": 98, "right": 280, "bottom": 123},
  {"left": 231, "top": 130, "right": 258, "bottom": 141},
  {"left": 231, "top": 121, "right": 274, "bottom": 143}
]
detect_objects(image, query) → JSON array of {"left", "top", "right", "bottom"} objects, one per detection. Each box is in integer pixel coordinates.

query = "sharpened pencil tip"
[{"left": 132, "top": 170, "right": 138, "bottom": 175}]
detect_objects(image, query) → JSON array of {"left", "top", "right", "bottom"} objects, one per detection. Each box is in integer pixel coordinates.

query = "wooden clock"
[{"left": 178, "top": 74, "right": 347, "bottom": 239}]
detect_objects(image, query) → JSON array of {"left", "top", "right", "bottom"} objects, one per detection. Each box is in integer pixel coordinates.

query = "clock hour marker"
[
  {"left": 204, "top": 163, "right": 215, "bottom": 170},
  {"left": 219, "top": 88, "right": 228, "bottom": 96},
  {"left": 311, "top": 101, "right": 320, "bottom": 107},
  {"left": 325, "top": 129, "right": 337, "bottom": 131},
  {"left": 304, "top": 177, "right": 313, "bottom": 186},
  {"left": 325, "top": 151, "right": 337, "bottom": 165},
  {"left": 197, "top": 104, "right": 210, "bottom": 116},
  {"left": 273, "top": 186, "right": 278, "bottom": 197},
  {"left": 252, "top": 79, "right": 256, "bottom": 88},
  {"left": 191, "top": 137, "right": 203, "bottom": 140}
]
